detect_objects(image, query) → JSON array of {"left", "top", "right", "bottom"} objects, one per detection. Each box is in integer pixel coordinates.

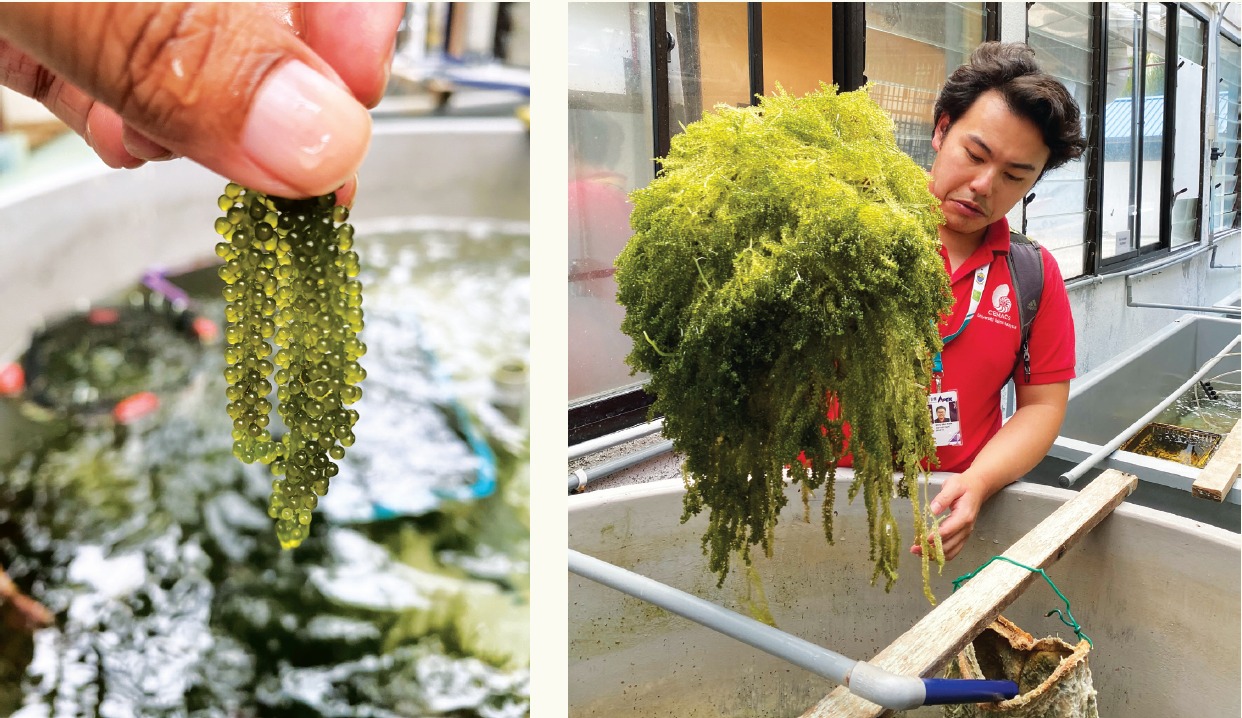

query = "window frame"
[
  {"left": 570, "top": 1, "right": 773, "bottom": 444},
  {"left": 1024, "top": 2, "right": 1099, "bottom": 279},
  {"left": 1093, "top": 2, "right": 1177, "bottom": 271},
  {"left": 1170, "top": 2, "right": 1211, "bottom": 249},
  {"left": 1213, "top": 23, "right": 1242, "bottom": 238}
]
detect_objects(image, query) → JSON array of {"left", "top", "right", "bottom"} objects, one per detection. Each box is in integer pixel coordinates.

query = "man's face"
[
  {"left": 929, "top": 90, "right": 1050, "bottom": 238},
  {"left": 936, "top": 408, "right": 947, "bottom": 419}
]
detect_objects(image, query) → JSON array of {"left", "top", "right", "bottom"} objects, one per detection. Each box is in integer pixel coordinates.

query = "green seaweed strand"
[
  {"left": 215, "top": 184, "right": 366, "bottom": 549},
  {"left": 616, "top": 84, "right": 953, "bottom": 600}
]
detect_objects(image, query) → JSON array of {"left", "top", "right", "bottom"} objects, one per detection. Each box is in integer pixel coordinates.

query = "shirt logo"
[{"left": 992, "top": 284, "right": 1012, "bottom": 314}]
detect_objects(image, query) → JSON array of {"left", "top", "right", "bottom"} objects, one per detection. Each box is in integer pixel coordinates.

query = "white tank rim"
[{"left": 569, "top": 470, "right": 1241, "bottom": 550}]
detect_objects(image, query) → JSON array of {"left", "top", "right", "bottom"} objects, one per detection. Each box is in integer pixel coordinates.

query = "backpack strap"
[{"left": 1006, "top": 231, "right": 1045, "bottom": 383}]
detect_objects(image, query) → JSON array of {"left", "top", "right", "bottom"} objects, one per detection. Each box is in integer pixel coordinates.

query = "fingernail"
[
  {"left": 122, "top": 126, "right": 174, "bottom": 161},
  {"left": 242, "top": 60, "right": 371, "bottom": 197}
]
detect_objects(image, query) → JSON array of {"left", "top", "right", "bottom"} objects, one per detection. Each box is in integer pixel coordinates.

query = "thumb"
[
  {"left": 929, "top": 480, "right": 966, "bottom": 515},
  {"left": 0, "top": 3, "right": 370, "bottom": 198}
]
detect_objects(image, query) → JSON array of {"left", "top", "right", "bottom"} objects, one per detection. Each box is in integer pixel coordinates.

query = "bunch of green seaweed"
[
  {"left": 616, "top": 84, "right": 953, "bottom": 598},
  {"left": 213, "top": 184, "right": 366, "bottom": 549}
]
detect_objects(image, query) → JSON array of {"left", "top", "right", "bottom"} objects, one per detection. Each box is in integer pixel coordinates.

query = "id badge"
[{"left": 928, "top": 391, "right": 963, "bottom": 447}]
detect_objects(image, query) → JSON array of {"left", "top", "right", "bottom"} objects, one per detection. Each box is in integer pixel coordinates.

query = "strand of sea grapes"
[
  {"left": 266, "top": 194, "right": 366, "bottom": 549},
  {"left": 215, "top": 183, "right": 279, "bottom": 465}
]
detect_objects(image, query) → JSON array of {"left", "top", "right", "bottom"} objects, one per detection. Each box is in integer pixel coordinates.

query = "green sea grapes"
[
  {"left": 616, "top": 84, "right": 953, "bottom": 600},
  {"left": 214, "top": 182, "right": 367, "bottom": 549},
  {"left": 216, "top": 184, "right": 279, "bottom": 465}
]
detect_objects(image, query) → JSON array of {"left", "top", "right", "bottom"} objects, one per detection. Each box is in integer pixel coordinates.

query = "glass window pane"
[
  {"left": 1027, "top": 3, "right": 1093, "bottom": 278},
  {"left": 1171, "top": 9, "right": 1207, "bottom": 247},
  {"left": 865, "top": 2, "right": 986, "bottom": 170},
  {"left": 1137, "top": 4, "right": 1167, "bottom": 248},
  {"left": 1027, "top": 212, "right": 1086, "bottom": 278},
  {"left": 1212, "top": 34, "right": 1241, "bottom": 234},
  {"left": 1027, "top": 3, "right": 1094, "bottom": 117},
  {"left": 667, "top": 3, "right": 702, "bottom": 131},
  {"left": 1178, "top": 9, "right": 1206, "bottom": 66},
  {"left": 667, "top": 1, "right": 750, "bottom": 138},
  {"left": 1049, "top": 244, "right": 1087, "bottom": 279},
  {"left": 1101, "top": 2, "right": 1141, "bottom": 259},
  {"left": 568, "top": 3, "right": 654, "bottom": 403},
  {"left": 761, "top": 3, "right": 834, "bottom": 98}
]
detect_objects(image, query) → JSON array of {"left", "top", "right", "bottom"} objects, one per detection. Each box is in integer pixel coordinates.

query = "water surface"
[{"left": 0, "top": 220, "right": 530, "bottom": 717}]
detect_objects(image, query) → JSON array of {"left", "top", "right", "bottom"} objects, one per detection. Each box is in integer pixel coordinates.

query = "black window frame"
[
  {"left": 1170, "top": 2, "right": 1211, "bottom": 248},
  {"left": 1031, "top": 2, "right": 1219, "bottom": 277},
  {"left": 1024, "top": 2, "right": 1100, "bottom": 279},
  {"left": 1092, "top": 2, "right": 1179, "bottom": 272},
  {"left": 1213, "top": 24, "right": 1242, "bottom": 238}
]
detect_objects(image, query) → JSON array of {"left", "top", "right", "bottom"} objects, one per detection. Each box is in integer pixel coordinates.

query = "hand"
[
  {"left": 0, "top": 3, "right": 405, "bottom": 203},
  {"left": 910, "top": 472, "right": 988, "bottom": 561}
]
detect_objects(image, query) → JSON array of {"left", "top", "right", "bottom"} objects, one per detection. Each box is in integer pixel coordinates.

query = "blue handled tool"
[{"left": 922, "top": 677, "right": 1018, "bottom": 705}]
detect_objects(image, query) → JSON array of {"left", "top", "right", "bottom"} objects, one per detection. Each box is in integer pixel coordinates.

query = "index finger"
[
  {"left": 0, "top": 3, "right": 370, "bottom": 198},
  {"left": 936, "top": 509, "right": 974, "bottom": 540},
  {"left": 303, "top": 3, "right": 403, "bottom": 109}
]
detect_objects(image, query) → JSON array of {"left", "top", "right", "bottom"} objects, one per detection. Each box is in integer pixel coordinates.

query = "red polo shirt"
[
  {"left": 930, "top": 216, "right": 1076, "bottom": 472},
  {"left": 799, "top": 217, "right": 1076, "bottom": 473}
]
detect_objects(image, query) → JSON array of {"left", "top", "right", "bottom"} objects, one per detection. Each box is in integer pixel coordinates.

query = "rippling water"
[
  {"left": 0, "top": 220, "right": 530, "bottom": 717},
  {"left": 1154, "top": 379, "right": 1241, "bottom": 435}
]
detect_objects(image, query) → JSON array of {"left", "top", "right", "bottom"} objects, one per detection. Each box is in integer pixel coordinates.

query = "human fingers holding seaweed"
[
  {"left": 0, "top": 2, "right": 402, "bottom": 199},
  {"left": 911, "top": 472, "right": 987, "bottom": 561}
]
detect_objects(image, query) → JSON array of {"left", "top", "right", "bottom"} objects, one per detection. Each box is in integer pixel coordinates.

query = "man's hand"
[
  {"left": 911, "top": 380, "right": 1070, "bottom": 561},
  {"left": 911, "top": 471, "right": 988, "bottom": 561},
  {"left": 0, "top": 3, "right": 404, "bottom": 203}
]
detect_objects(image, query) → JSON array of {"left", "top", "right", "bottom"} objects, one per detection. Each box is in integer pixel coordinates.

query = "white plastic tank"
[{"left": 569, "top": 473, "right": 1240, "bottom": 717}]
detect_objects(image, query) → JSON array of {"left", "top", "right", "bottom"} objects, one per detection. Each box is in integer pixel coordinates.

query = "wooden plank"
[
  {"left": 1192, "top": 420, "right": 1241, "bottom": 502},
  {"left": 800, "top": 469, "right": 1138, "bottom": 718}
]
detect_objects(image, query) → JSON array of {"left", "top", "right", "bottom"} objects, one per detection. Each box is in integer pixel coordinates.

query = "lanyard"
[{"left": 932, "top": 263, "right": 990, "bottom": 388}]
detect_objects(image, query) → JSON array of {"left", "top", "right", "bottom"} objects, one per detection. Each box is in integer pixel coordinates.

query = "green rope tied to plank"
[{"left": 951, "top": 556, "right": 1092, "bottom": 648}]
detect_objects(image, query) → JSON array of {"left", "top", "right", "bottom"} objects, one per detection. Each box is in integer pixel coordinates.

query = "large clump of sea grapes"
[
  {"left": 214, "top": 182, "right": 367, "bottom": 549},
  {"left": 616, "top": 84, "right": 954, "bottom": 600}
]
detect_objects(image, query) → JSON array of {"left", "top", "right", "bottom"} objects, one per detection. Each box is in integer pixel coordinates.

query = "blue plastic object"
[
  {"left": 370, "top": 312, "right": 499, "bottom": 519},
  {"left": 921, "top": 678, "right": 1019, "bottom": 706}
]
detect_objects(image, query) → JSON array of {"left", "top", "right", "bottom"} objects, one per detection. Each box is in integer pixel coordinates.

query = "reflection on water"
[
  {"left": 1120, "top": 423, "right": 1223, "bottom": 468},
  {"left": 1153, "top": 379, "right": 1241, "bottom": 435},
  {"left": 0, "top": 219, "right": 530, "bottom": 717},
  {"left": 1121, "top": 379, "right": 1240, "bottom": 468}
]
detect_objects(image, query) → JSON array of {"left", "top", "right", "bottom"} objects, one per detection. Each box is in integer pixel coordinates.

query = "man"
[
  {"left": 910, "top": 42, "right": 1085, "bottom": 561},
  {"left": 934, "top": 406, "right": 951, "bottom": 424}
]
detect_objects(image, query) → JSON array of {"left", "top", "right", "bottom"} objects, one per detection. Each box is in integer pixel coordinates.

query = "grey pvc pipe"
[
  {"left": 568, "top": 549, "right": 927, "bottom": 710},
  {"left": 1210, "top": 243, "right": 1240, "bottom": 270},
  {"left": 1060, "top": 334, "right": 1242, "bottom": 487},
  {"left": 568, "top": 419, "right": 664, "bottom": 460},
  {"left": 568, "top": 439, "right": 675, "bottom": 492},
  {"left": 1126, "top": 300, "right": 1240, "bottom": 317},
  {"left": 1125, "top": 285, "right": 1242, "bottom": 316}
]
